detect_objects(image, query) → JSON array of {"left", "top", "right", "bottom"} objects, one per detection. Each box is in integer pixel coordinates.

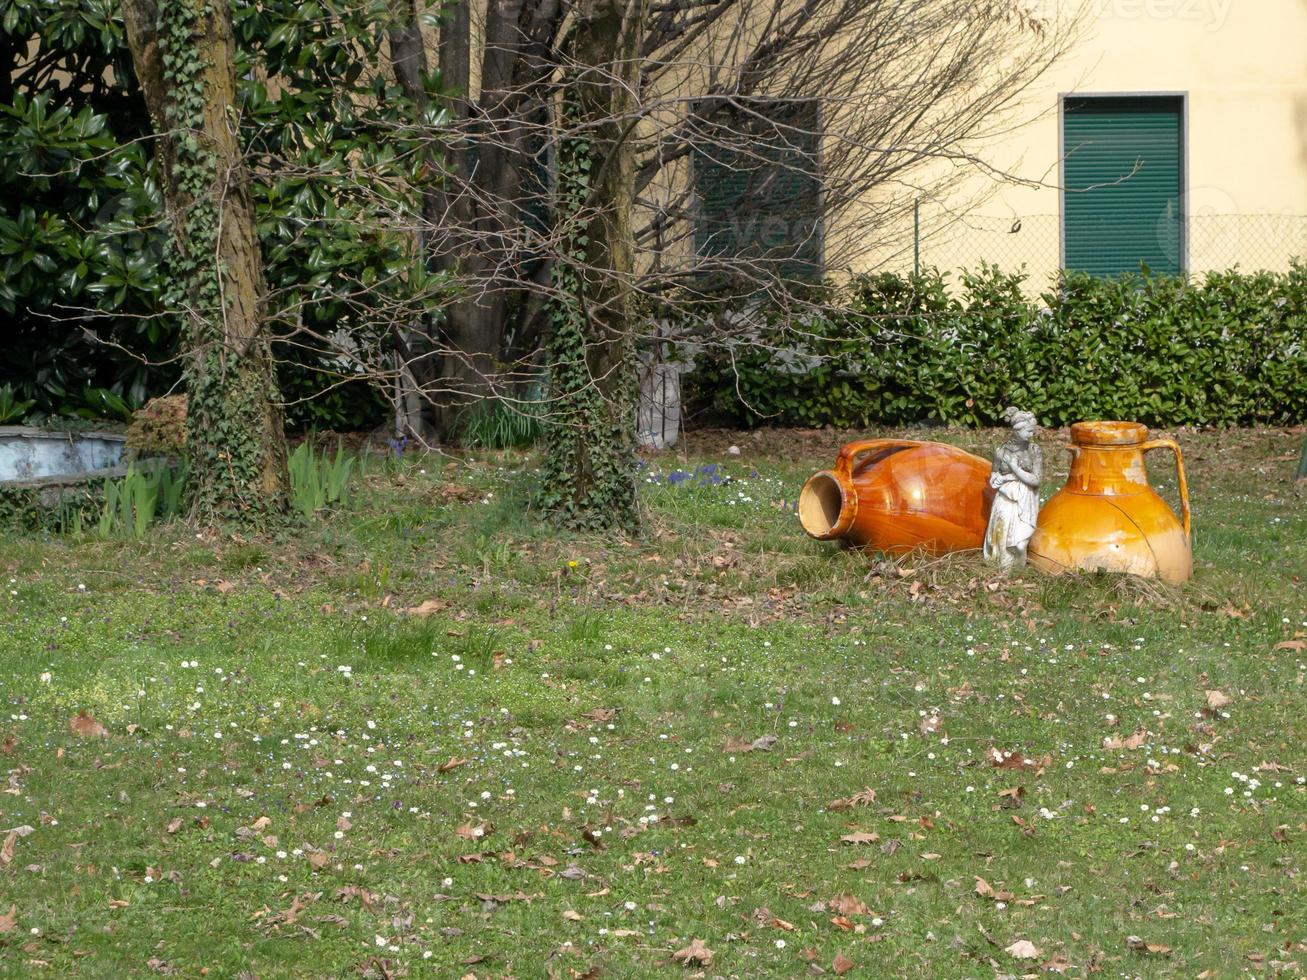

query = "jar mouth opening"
[
  {"left": 1070, "top": 420, "right": 1149, "bottom": 446},
  {"left": 799, "top": 472, "right": 850, "bottom": 539}
]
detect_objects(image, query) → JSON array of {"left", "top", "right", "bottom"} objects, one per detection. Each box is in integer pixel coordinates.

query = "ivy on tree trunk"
[
  {"left": 539, "top": 0, "right": 645, "bottom": 532},
  {"left": 121, "top": 0, "right": 288, "bottom": 524}
]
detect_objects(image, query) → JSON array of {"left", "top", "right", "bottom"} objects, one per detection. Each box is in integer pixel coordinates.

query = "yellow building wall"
[{"left": 874, "top": 0, "right": 1307, "bottom": 285}]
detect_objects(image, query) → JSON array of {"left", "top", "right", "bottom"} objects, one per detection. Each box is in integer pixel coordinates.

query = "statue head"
[{"left": 1003, "top": 406, "right": 1037, "bottom": 440}]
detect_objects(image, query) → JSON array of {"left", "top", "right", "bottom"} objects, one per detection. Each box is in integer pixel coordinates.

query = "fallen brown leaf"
[
  {"left": 1103, "top": 730, "right": 1147, "bottom": 751},
  {"left": 833, "top": 952, "right": 856, "bottom": 975},
  {"left": 1005, "top": 939, "right": 1041, "bottom": 960},
  {"left": 987, "top": 747, "right": 1050, "bottom": 771},
  {"left": 975, "top": 877, "right": 1015, "bottom": 902},
  {"left": 437, "top": 756, "right": 467, "bottom": 773},
  {"left": 335, "top": 885, "right": 376, "bottom": 910},
  {"left": 838, "top": 831, "right": 880, "bottom": 846},
  {"left": 0, "top": 904, "right": 15, "bottom": 933},
  {"left": 402, "top": 599, "right": 445, "bottom": 616},
  {"left": 828, "top": 788, "right": 876, "bottom": 812},
  {"left": 0, "top": 831, "right": 15, "bottom": 867},
  {"left": 1204, "top": 689, "right": 1232, "bottom": 711},
  {"left": 69, "top": 712, "right": 108, "bottom": 738},
  {"left": 1125, "top": 935, "right": 1172, "bottom": 955},
  {"left": 828, "top": 894, "right": 869, "bottom": 916},
  {"left": 671, "top": 938, "right": 713, "bottom": 967},
  {"left": 455, "top": 820, "right": 490, "bottom": 841}
]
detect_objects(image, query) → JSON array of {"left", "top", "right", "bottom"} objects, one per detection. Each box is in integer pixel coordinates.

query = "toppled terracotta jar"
[
  {"left": 799, "top": 439, "right": 994, "bottom": 555},
  {"left": 1027, "top": 421, "right": 1192, "bottom": 583}
]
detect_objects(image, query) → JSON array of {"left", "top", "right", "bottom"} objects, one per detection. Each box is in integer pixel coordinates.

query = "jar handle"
[
  {"left": 1142, "top": 439, "right": 1191, "bottom": 542},
  {"left": 835, "top": 439, "right": 922, "bottom": 480}
]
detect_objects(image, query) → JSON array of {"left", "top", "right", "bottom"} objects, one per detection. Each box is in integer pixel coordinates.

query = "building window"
[
  {"left": 690, "top": 98, "right": 823, "bottom": 281},
  {"left": 1061, "top": 94, "right": 1185, "bottom": 277}
]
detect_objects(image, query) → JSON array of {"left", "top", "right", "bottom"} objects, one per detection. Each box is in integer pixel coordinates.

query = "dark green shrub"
[
  {"left": 688, "top": 264, "right": 1307, "bottom": 428},
  {"left": 1, "top": 0, "right": 437, "bottom": 432}
]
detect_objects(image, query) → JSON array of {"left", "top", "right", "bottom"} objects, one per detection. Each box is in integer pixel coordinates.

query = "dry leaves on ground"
[
  {"left": 829, "top": 894, "right": 869, "bottom": 916},
  {"left": 723, "top": 734, "right": 778, "bottom": 753},
  {"left": 69, "top": 712, "right": 108, "bottom": 738},
  {"left": 1103, "top": 730, "right": 1148, "bottom": 750},
  {"left": 671, "top": 938, "right": 714, "bottom": 967},
  {"left": 455, "top": 820, "right": 490, "bottom": 841},
  {"left": 827, "top": 788, "right": 876, "bottom": 811},
  {"left": 975, "top": 877, "right": 1015, "bottom": 902},
  {"left": 402, "top": 599, "right": 445, "bottom": 616},
  {"left": 838, "top": 831, "right": 880, "bottom": 845},
  {"left": 1005, "top": 939, "right": 1041, "bottom": 959},
  {"left": 1125, "top": 935, "right": 1173, "bottom": 955},
  {"left": 986, "top": 747, "right": 1051, "bottom": 772},
  {"left": 1204, "top": 689, "right": 1233, "bottom": 711}
]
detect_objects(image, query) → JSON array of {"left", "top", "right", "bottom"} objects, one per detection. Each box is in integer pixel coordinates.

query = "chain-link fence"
[{"left": 892, "top": 210, "right": 1307, "bottom": 286}]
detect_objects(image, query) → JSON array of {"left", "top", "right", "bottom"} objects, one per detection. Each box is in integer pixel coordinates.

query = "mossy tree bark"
[
  {"left": 539, "top": 0, "right": 646, "bottom": 531},
  {"left": 121, "top": 0, "right": 288, "bottom": 524}
]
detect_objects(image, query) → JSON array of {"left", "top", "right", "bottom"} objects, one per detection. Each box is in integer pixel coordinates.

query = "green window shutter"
[
  {"left": 691, "top": 99, "right": 823, "bottom": 282},
  {"left": 1063, "top": 95, "right": 1184, "bottom": 277}
]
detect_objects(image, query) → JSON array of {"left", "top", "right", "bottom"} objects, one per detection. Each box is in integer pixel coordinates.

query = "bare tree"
[
  {"left": 105, "top": 0, "right": 1080, "bottom": 528},
  {"left": 356, "top": 0, "right": 1079, "bottom": 410}
]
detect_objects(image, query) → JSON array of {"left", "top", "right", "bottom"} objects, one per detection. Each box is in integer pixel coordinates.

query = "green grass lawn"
[{"left": 1, "top": 426, "right": 1304, "bottom": 978}]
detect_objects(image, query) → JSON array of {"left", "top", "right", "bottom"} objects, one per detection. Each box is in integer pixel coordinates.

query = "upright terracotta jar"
[
  {"left": 1027, "top": 421, "right": 1192, "bottom": 583},
  {"left": 799, "top": 439, "right": 994, "bottom": 555}
]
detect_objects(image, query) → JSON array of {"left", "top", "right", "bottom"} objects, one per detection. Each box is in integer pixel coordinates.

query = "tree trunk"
[
  {"left": 539, "top": 0, "right": 645, "bottom": 531},
  {"left": 431, "top": 0, "right": 509, "bottom": 440},
  {"left": 121, "top": 0, "right": 288, "bottom": 523},
  {"left": 427, "top": 0, "right": 562, "bottom": 442},
  {"left": 387, "top": 0, "right": 439, "bottom": 442}
]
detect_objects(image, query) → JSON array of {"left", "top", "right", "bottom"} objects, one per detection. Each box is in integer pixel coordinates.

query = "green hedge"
[{"left": 687, "top": 264, "right": 1307, "bottom": 428}]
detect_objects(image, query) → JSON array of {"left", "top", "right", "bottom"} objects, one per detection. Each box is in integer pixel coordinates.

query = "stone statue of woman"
[{"left": 984, "top": 407, "right": 1043, "bottom": 570}]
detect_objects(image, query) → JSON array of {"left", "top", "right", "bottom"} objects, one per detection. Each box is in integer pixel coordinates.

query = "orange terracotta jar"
[
  {"left": 1027, "top": 421, "right": 1192, "bottom": 583},
  {"left": 799, "top": 439, "right": 994, "bottom": 555}
]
